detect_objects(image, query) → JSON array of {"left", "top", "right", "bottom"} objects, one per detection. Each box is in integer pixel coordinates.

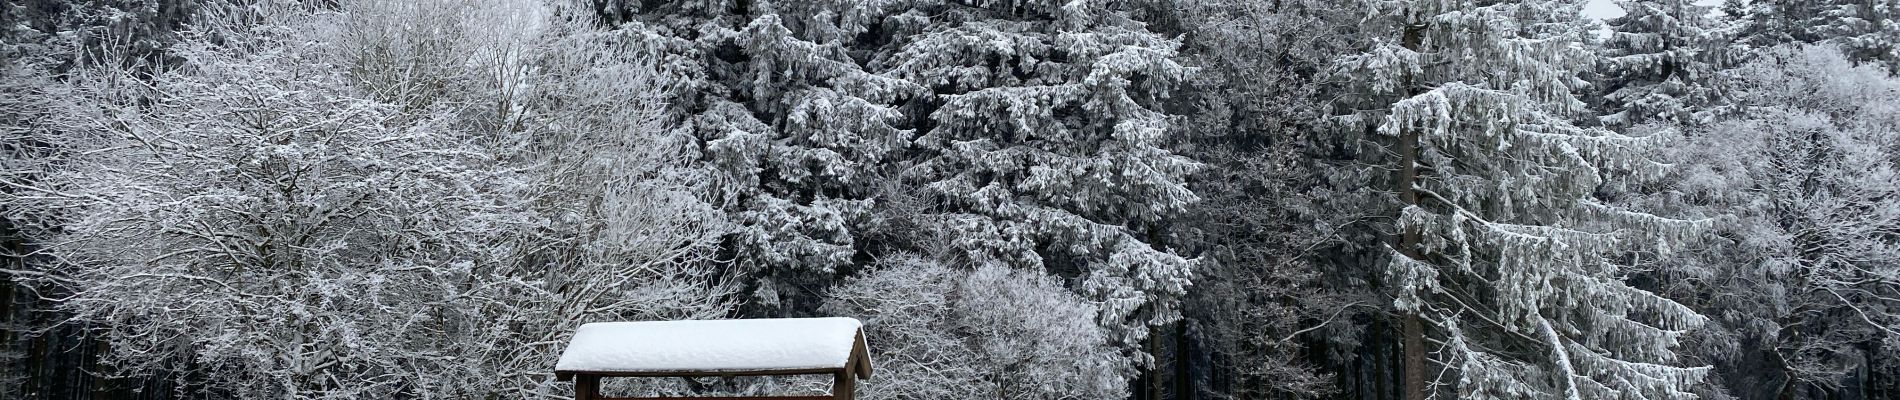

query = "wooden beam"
[
  {"left": 595, "top": 397, "right": 833, "bottom": 400},
  {"left": 569, "top": 372, "right": 846, "bottom": 400},
  {"left": 850, "top": 331, "right": 872, "bottom": 380},
  {"left": 558, "top": 368, "right": 846, "bottom": 379}
]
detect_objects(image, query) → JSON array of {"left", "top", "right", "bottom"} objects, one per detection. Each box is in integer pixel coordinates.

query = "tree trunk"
[
  {"left": 1371, "top": 322, "right": 1384, "bottom": 400},
  {"left": 1402, "top": 314, "right": 1425, "bottom": 400},
  {"left": 1395, "top": 89, "right": 1428, "bottom": 400},
  {"left": 1174, "top": 321, "right": 1192, "bottom": 400},
  {"left": 1397, "top": 21, "right": 1429, "bottom": 400},
  {"left": 1776, "top": 349, "right": 1800, "bottom": 400},
  {"left": 1147, "top": 331, "right": 1164, "bottom": 400}
]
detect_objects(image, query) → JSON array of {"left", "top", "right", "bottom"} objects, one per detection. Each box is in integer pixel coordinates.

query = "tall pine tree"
[{"left": 1329, "top": 0, "right": 1713, "bottom": 398}]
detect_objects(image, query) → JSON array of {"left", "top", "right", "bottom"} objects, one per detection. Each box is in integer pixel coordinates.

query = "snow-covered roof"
[{"left": 554, "top": 317, "right": 870, "bottom": 379}]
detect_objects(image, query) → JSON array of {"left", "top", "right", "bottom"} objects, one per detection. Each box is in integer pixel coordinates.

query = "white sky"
[{"left": 1583, "top": 0, "right": 1726, "bottom": 20}]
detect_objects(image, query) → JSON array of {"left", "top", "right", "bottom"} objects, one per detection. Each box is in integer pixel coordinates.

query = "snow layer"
[{"left": 554, "top": 317, "right": 863, "bottom": 373}]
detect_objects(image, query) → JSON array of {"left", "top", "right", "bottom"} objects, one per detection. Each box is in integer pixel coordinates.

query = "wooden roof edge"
[
  {"left": 851, "top": 330, "right": 872, "bottom": 380},
  {"left": 553, "top": 367, "right": 851, "bottom": 379}
]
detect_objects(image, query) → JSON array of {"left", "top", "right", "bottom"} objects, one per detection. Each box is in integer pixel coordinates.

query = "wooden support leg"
[
  {"left": 832, "top": 370, "right": 856, "bottom": 400},
  {"left": 576, "top": 375, "right": 601, "bottom": 400}
]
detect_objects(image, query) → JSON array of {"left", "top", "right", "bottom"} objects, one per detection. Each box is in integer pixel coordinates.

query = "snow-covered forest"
[{"left": 1, "top": 0, "right": 1897, "bottom": 399}]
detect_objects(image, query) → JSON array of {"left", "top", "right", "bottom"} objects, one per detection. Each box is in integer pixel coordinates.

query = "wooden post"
[
  {"left": 834, "top": 334, "right": 861, "bottom": 400},
  {"left": 575, "top": 374, "right": 600, "bottom": 400},
  {"left": 832, "top": 369, "right": 855, "bottom": 400}
]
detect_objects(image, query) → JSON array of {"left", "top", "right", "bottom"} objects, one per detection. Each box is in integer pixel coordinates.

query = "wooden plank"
[
  {"left": 596, "top": 397, "right": 833, "bottom": 400},
  {"left": 569, "top": 372, "right": 844, "bottom": 400}
]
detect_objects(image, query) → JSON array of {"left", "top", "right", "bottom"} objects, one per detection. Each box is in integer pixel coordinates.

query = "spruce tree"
[
  {"left": 1814, "top": 0, "right": 1900, "bottom": 71},
  {"left": 1731, "top": 0, "right": 1825, "bottom": 48},
  {"left": 869, "top": 0, "right": 1201, "bottom": 368},
  {"left": 594, "top": 0, "right": 921, "bottom": 313},
  {"left": 1170, "top": 0, "right": 1378, "bottom": 397},
  {"left": 596, "top": 0, "right": 1201, "bottom": 379},
  {"left": 1599, "top": 0, "right": 1727, "bottom": 126},
  {"left": 1731, "top": 0, "right": 1900, "bottom": 71},
  {"left": 1329, "top": 0, "right": 1713, "bottom": 398}
]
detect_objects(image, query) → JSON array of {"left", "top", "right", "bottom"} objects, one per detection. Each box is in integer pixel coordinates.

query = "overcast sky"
[{"left": 1583, "top": 0, "right": 1726, "bottom": 20}]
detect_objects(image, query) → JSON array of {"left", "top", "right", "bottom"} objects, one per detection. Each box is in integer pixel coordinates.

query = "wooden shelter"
[{"left": 553, "top": 318, "right": 872, "bottom": 400}]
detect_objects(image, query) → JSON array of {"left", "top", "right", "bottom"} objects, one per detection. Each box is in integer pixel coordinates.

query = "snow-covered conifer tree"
[
  {"left": 595, "top": 0, "right": 921, "bottom": 313},
  {"left": 1731, "top": 0, "right": 1899, "bottom": 71},
  {"left": 1600, "top": 0, "right": 1728, "bottom": 126},
  {"left": 1813, "top": 0, "right": 1900, "bottom": 71},
  {"left": 1731, "top": 0, "right": 1824, "bottom": 49},
  {"left": 1328, "top": 0, "right": 1713, "bottom": 398},
  {"left": 587, "top": 0, "right": 1199, "bottom": 386},
  {"left": 1169, "top": 1, "right": 1376, "bottom": 397},
  {"left": 873, "top": 0, "right": 1200, "bottom": 367}
]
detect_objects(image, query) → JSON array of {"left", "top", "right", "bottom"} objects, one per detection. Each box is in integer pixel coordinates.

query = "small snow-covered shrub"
[{"left": 823, "top": 255, "right": 1128, "bottom": 400}]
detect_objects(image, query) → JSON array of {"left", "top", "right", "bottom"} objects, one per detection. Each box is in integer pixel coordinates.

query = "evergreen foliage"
[
  {"left": 4, "top": 1, "right": 1900, "bottom": 399},
  {"left": 1600, "top": 0, "right": 1728, "bottom": 126},
  {"left": 1331, "top": 0, "right": 1713, "bottom": 398}
]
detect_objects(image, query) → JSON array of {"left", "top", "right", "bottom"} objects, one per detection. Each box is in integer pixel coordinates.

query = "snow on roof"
[{"left": 554, "top": 317, "right": 866, "bottom": 375}]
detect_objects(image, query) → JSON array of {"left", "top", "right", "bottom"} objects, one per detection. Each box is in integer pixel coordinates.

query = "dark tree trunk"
[
  {"left": 1395, "top": 20, "right": 1429, "bottom": 400},
  {"left": 1174, "top": 321, "right": 1192, "bottom": 400},
  {"left": 1401, "top": 314, "right": 1425, "bottom": 400},
  {"left": 1394, "top": 95, "right": 1428, "bottom": 400}
]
